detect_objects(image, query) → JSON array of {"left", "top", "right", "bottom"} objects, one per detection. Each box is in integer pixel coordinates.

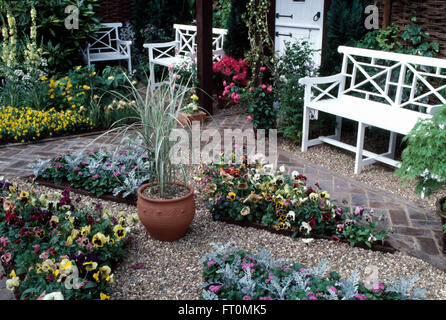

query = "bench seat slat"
[
  {"left": 89, "top": 52, "right": 129, "bottom": 61},
  {"left": 308, "top": 95, "right": 431, "bottom": 135}
]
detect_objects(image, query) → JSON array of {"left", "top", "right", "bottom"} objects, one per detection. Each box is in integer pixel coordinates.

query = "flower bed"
[
  {"left": 199, "top": 243, "right": 426, "bottom": 300},
  {"left": 0, "top": 178, "right": 137, "bottom": 300},
  {"left": 30, "top": 142, "right": 153, "bottom": 201},
  {"left": 196, "top": 155, "right": 390, "bottom": 250},
  {"left": 0, "top": 106, "right": 94, "bottom": 144}
]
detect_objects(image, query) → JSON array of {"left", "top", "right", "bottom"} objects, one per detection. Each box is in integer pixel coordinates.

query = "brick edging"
[
  {"left": 0, "top": 130, "right": 110, "bottom": 150},
  {"left": 278, "top": 148, "right": 436, "bottom": 215}
]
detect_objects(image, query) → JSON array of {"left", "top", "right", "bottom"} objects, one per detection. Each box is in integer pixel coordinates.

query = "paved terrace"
[{"left": 0, "top": 114, "right": 444, "bottom": 299}]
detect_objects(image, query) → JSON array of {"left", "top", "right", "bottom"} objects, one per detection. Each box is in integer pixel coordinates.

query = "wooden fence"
[
  {"left": 96, "top": 0, "right": 134, "bottom": 23},
  {"left": 377, "top": 0, "right": 446, "bottom": 56}
]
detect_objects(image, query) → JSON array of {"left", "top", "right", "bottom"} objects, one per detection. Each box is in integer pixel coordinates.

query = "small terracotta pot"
[
  {"left": 436, "top": 196, "right": 446, "bottom": 254},
  {"left": 178, "top": 111, "right": 207, "bottom": 126},
  {"left": 137, "top": 182, "right": 195, "bottom": 242}
]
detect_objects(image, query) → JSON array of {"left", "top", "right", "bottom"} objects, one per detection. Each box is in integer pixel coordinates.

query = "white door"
[{"left": 275, "top": 0, "right": 325, "bottom": 66}]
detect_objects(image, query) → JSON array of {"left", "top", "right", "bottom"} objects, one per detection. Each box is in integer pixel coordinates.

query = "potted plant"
[
  {"left": 177, "top": 92, "right": 207, "bottom": 126},
  {"left": 396, "top": 104, "right": 446, "bottom": 253},
  {"left": 112, "top": 75, "right": 196, "bottom": 241}
]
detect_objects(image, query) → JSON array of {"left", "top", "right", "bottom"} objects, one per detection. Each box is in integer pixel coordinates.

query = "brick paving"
[{"left": 0, "top": 113, "right": 444, "bottom": 299}]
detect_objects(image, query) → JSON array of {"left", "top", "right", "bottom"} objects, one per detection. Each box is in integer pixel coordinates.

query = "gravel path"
[
  {"left": 279, "top": 138, "right": 443, "bottom": 212},
  {"left": 5, "top": 176, "right": 446, "bottom": 300}
]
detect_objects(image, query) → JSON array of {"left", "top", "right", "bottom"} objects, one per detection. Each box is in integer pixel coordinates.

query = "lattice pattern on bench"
[
  {"left": 144, "top": 24, "right": 228, "bottom": 89},
  {"left": 82, "top": 23, "right": 132, "bottom": 71},
  {"left": 299, "top": 46, "right": 446, "bottom": 174}
]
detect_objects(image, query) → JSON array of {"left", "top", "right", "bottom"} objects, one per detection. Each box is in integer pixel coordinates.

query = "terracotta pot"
[
  {"left": 137, "top": 182, "right": 195, "bottom": 242},
  {"left": 178, "top": 111, "right": 207, "bottom": 126},
  {"left": 436, "top": 196, "right": 446, "bottom": 254}
]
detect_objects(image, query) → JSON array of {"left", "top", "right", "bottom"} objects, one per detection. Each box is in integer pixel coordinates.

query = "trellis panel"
[{"left": 377, "top": 0, "right": 446, "bottom": 56}]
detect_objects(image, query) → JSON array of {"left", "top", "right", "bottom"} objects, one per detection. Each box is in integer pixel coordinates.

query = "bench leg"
[
  {"left": 335, "top": 116, "right": 342, "bottom": 141},
  {"left": 387, "top": 131, "right": 397, "bottom": 159},
  {"left": 128, "top": 58, "right": 132, "bottom": 74},
  {"left": 301, "top": 106, "right": 311, "bottom": 153},
  {"left": 149, "top": 62, "right": 156, "bottom": 90},
  {"left": 354, "top": 122, "right": 366, "bottom": 174}
]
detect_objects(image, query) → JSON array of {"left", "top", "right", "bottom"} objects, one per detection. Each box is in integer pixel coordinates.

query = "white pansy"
[
  {"left": 300, "top": 221, "right": 312, "bottom": 234},
  {"left": 43, "top": 292, "right": 64, "bottom": 300}
]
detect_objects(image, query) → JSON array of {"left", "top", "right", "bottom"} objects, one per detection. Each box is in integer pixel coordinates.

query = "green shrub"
[
  {"left": 223, "top": 0, "right": 249, "bottom": 59},
  {"left": 319, "top": 0, "right": 367, "bottom": 75},
  {"left": 355, "top": 18, "right": 439, "bottom": 57},
  {"left": 275, "top": 41, "right": 318, "bottom": 143},
  {"left": 213, "top": 0, "right": 232, "bottom": 28},
  {"left": 1, "top": 0, "right": 101, "bottom": 74},
  {"left": 396, "top": 105, "right": 446, "bottom": 197}
]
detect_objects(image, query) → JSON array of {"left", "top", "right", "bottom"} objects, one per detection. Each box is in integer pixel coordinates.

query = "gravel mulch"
[{"left": 5, "top": 175, "right": 446, "bottom": 300}]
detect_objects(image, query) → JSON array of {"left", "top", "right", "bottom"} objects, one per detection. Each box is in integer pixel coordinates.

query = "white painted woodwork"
[
  {"left": 82, "top": 23, "right": 132, "bottom": 72},
  {"left": 143, "top": 24, "right": 227, "bottom": 89},
  {"left": 275, "top": 0, "right": 325, "bottom": 65},
  {"left": 299, "top": 46, "right": 446, "bottom": 173}
]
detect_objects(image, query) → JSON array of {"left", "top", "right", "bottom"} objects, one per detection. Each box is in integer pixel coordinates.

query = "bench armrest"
[
  {"left": 143, "top": 41, "right": 179, "bottom": 50},
  {"left": 299, "top": 73, "right": 344, "bottom": 86},
  {"left": 118, "top": 40, "right": 132, "bottom": 46}
]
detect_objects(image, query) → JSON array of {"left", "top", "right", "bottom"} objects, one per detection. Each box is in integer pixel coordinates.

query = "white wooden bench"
[
  {"left": 143, "top": 24, "right": 227, "bottom": 89},
  {"left": 299, "top": 46, "right": 446, "bottom": 174},
  {"left": 82, "top": 23, "right": 132, "bottom": 72}
]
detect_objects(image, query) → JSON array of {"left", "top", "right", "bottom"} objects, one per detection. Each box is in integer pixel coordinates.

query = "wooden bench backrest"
[
  {"left": 338, "top": 46, "right": 446, "bottom": 113},
  {"left": 88, "top": 23, "right": 123, "bottom": 54},
  {"left": 173, "top": 24, "right": 227, "bottom": 57}
]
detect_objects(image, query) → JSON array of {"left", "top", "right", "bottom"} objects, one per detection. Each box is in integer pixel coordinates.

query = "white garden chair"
[
  {"left": 82, "top": 23, "right": 132, "bottom": 72},
  {"left": 143, "top": 24, "right": 227, "bottom": 89}
]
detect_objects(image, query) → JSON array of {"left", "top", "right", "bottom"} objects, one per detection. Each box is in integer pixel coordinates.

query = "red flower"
[
  {"left": 322, "top": 212, "right": 331, "bottom": 222},
  {"left": 309, "top": 219, "right": 316, "bottom": 229},
  {"left": 45, "top": 274, "right": 55, "bottom": 282},
  {"left": 306, "top": 188, "right": 316, "bottom": 196}
]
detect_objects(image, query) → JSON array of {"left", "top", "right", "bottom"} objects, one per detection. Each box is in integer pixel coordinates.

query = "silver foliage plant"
[
  {"left": 29, "top": 136, "right": 153, "bottom": 197},
  {"left": 200, "top": 242, "right": 427, "bottom": 300}
]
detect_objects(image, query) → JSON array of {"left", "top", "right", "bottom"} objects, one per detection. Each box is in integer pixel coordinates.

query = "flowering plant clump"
[
  {"left": 30, "top": 140, "right": 153, "bottom": 198},
  {"left": 242, "top": 67, "right": 277, "bottom": 132},
  {"left": 40, "top": 65, "right": 95, "bottom": 112},
  {"left": 213, "top": 56, "right": 249, "bottom": 107},
  {"left": 172, "top": 57, "right": 198, "bottom": 89},
  {"left": 196, "top": 154, "right": 388, "bottom": 248},
  {"left": 213, "top": 56, "right": 249, "bottom": 88},
  {"left": 180, "top": 92, "right": 201, "bottom": 115},
  {"left": 0, "top": 178, "right": 137, "bottom": 300},
  {"left": 0, "top": 106, "right": 93, "bottom": 143},
  {"left": 199, "top": 243, "right": 427, "bottom": 300}
]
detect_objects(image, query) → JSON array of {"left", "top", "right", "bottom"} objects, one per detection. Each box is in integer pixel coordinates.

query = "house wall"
[{"left": 377, "top": 0, "right": 446, "bottom": 56}]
